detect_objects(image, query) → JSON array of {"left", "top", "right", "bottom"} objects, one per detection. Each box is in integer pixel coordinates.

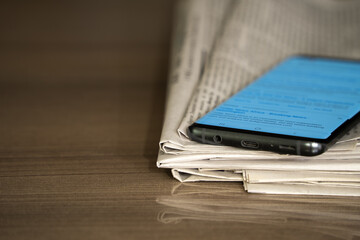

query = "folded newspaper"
[{"left": 157, "top": 0, "right": 360, "bottom": 196}]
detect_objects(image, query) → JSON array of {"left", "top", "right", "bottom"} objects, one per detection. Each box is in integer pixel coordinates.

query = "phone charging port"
[{"left": 241, "top": 140, "right": 259, "bottom": 149}]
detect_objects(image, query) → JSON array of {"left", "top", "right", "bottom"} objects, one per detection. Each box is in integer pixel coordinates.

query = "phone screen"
[{"left": 196, "top": 56, "right": 360, "bottom": 140}]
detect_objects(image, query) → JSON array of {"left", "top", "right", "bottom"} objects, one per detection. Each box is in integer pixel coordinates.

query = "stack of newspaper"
[{"left": 157, "top": 0, "right": 360, "bottom": 196}]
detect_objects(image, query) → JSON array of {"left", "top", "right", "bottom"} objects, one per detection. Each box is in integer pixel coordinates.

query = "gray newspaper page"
[{"left": 158, "top": 0, "right": 360, "bottom": 195}]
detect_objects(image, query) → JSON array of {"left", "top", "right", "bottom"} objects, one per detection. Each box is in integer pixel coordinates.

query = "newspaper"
[
  {"left": 157, "top": 0, "right": 360, "bottom": 195},
  {"left": 160, "top": 0, "right": 233, "bottom": 147}
]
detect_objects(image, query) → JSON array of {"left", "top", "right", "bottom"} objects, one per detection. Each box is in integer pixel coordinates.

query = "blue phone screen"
[{"left": 196, "top": 56, "right": 360, "bottom": 139}]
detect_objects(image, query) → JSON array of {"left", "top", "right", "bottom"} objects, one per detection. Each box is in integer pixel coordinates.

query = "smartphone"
[{"left": 188, "top": 56, "right": 360, "bottom": 156}]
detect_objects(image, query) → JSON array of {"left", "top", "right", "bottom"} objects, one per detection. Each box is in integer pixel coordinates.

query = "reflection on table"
[{"left": 157, "top": 182, "right": 360, "bottom": 240}]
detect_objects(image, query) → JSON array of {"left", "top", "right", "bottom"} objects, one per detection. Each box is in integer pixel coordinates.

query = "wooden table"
[{"left": 1, "top": 1, "right": 359, "bottom": 239}]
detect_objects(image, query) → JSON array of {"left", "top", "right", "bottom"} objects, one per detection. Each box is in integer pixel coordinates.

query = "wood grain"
[{"left": 0, "top": 1, "right": 359, "bottom": 239}]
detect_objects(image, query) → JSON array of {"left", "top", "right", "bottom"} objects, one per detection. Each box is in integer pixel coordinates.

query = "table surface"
[{"left": 1, "top": 1, "right": 359, "bottom": 240}]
